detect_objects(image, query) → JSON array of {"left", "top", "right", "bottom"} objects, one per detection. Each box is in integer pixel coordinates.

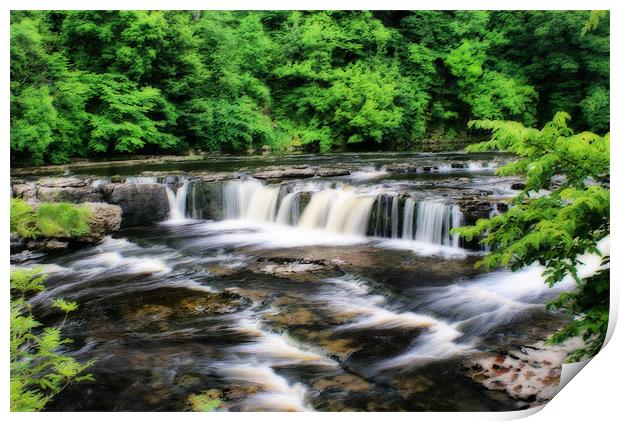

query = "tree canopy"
[{"left": 10, "top": 11, "right": 610, "bottom": 164}]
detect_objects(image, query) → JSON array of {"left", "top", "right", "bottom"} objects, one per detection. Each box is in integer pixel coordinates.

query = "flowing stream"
[{"left": 11, "top": 152, "right": 601, "bottom": 411}]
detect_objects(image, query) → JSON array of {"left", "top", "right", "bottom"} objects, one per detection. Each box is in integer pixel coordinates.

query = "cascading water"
[
  {"left": 275, "top": 192, "right": 300, "bottom": 225},
  {"left": 414, "top": 200, "right": 463, "bottom": 247},
  {"left": 391, "top": 196, "right": 399, "bottom": 238},
  {"left": 165, "top": 180, "right": 189, "bottom": 221},
  {"left": 402, "top": 198, "right": 416, "bottom": 240},
  {"left": 221, "top": 179, "right": 467, "bottom": 247},
  {"left": 223, "top": 178, "right": 263, "bottom": 219},
  {"left": 246, "top": 186, "right": 280, "bottom": 222}
]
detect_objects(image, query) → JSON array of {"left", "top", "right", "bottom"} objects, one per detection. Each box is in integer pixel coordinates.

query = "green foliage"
[
  {"left": 10, "top": 11, "right": 609, "bottom": 162},
  {"left": 11, "top": 198, "right": 38, "bottom": 239},
  {"left": 10, "top": 267, "right": 94, "bottom": 411},
  {"left": 582, "top": 11, "right": 608, "bottom": 36},
  {"left": 455, "top": 112, "right": 609, "bottom": 360},
  {"left": 82, "top": 73, "right": 177, "bottom": 154},
  {"left": 36, "top": 203, "right": 91, "bottom": 238},
  {"left": 10, "top": 198, "right": 92, "bottom": 239}
]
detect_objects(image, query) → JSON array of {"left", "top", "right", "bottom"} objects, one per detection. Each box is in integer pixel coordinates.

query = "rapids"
[{"left": 10, "top": 152, "right": 604, "bottom": 411}]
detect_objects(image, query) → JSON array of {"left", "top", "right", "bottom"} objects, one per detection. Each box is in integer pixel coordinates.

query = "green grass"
[{"left": 10, "top": 198, "right": 91, "bottom": 239}]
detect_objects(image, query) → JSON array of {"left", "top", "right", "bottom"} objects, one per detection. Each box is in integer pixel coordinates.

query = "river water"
[{"left": 12, "top": 152, "right": 585, "bottom": 411}]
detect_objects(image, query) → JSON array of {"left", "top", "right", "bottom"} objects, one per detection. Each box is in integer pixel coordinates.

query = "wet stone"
[{"left": 120, "top": 288, "right": 252, "bottom": 331}]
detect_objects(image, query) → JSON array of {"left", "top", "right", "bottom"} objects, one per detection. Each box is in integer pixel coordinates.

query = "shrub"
[
  {"left": 10, "top": 198, "right": 92, "bottom": 239},
  {"left": 35, "top": 203, "right": 91, "bottom": 238},
  {"left": 10, "top": 198, "right": 38, "bottom": 239}
]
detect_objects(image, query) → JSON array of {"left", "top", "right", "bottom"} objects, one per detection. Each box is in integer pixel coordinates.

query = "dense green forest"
[{"left": 10, "top": 10, "right": 609, "bottom": 164}]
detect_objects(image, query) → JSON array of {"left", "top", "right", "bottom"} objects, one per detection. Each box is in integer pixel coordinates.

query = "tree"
[
  {"left": 10, "top": 10, "right": 610, "bottom": 162},
  {"left": 456, "top": 112, "right": 609, "bottom": 361}
]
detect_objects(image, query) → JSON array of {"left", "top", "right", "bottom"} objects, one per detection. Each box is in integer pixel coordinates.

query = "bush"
[
  {"left": 10, "top": 267, "right": 93, "bottom": 412},
  {"left": 10, "top": 198, "right": 38, "bottom": 239},
  {"left": 36, "top": 203, "right": 91, "bottom": 238},
  {"left": 10, "top": 198, "right": 92, "bottom": 239}
]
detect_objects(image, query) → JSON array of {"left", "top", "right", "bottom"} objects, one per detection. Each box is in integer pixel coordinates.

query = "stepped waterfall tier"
[
  {"left": 10, "top": 151, "right": 599, "bottom": 412},
  {"left": 179, "top": 178, "right": 466, "bottom": 247}
]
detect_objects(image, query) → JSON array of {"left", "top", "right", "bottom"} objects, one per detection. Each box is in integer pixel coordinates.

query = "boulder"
[
  {"left": 25, "top": 239, "right": 70, "bottom": 251},
  {"left": 80, "top": 202, "right": 122, "bottom": 242},
  {"left": 37, "top": 177, "right": 88, "bottom": 188},
  {"left": 463, "top": 337, "right": 584, "bottom": 407},
  {"left": 36, "top": 186, "right": 103, "bottom": 203},
  {"left": 511, "top": 182, "right": 526, "bottom": 190},
  {"left": 459, "top": 200, "right": 493, "bottom": 223},
  {"left": 252, "top": 166, "right": 316, "bottom": 179},
  {"left": 186, "top": 180, "right": 224, "bottom": 220},
  {"left": 252, "top": 165, "right": 350, "bottom": 180},
  {"left": 189, "top": 172, "right": 239, "bottom": 182},
  {"left": 317, "top": 168, "right": 350, "bottom": 177},
  {"left": 101, "top": 183, "right": 169, "bottom": 227},
  {"left": 12, "top": 182, "right": 37, "bottom": 202},
  {"left": 384, "top": 163, "right": 417, "bottom": 173}
]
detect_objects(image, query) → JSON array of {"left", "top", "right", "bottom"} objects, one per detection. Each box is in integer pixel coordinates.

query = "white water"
[
  {"left": 414, "top": 200, "right": 462, "bottom": 247},
  {"left": 222, "top": 179, "right": 467, "bottom": 248},
  {"left": 391, "top": 196, "right": 399, "bottom": 238},
  {"left": 402, "top": 198, "right": 415, "bottom": 240},
  {"left": 165, "top": 180, "right": 189, "bottom": 221},
  {"left": 216, "top": 363, "right": 313, "bottom": 411},
  {"left": 275, "top": 192, "right": 300, "bottom": 225},
  {"left": 349, "top": 166, "right": 389, "bottom": 181},
  {"left": 373, "top": 237, "right": 610, "bottom": 371}
]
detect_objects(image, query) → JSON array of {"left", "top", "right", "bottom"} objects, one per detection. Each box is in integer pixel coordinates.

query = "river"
[{"left": 11, "top": 152, "right": 585, "bottom": 411}]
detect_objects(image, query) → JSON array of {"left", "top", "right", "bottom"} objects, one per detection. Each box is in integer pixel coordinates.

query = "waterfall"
[
  {"left": 391, "top": 196, "right": 399, "bottom": 238},
  {"left": 246, "top": 186, "right": 280, "bottom": 222},
  {"left": 275, "top": 192, "right": 298, "bottom": 225},
  {"left": 165, "top": 180, "right": 189, "bottom": 221},
  {"left": 222, "top": 179, "right": 466, "bottom": 247},
  {"left": 324, "top": 195, "right": 376, "bottom": 235},
  {"left": 298, "top": 190, "right": 337, "bottom": 229},
  {"left": 451, "top": 205, "right": 464, "bottom": 248},
  {"left": 412, "top": 201, "right": 462, "bottom": 247},
  {"left": 223, "top": 179, "right": 263, "bottom": 219},
  {"left": 402, "top": 198, "right": 415, "bottom": 240}
]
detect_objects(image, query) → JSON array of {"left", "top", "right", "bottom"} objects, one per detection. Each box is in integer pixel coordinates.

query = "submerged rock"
[
  {"left": 121, "top": 288, "right": 252, "bottom": 331},
  {"left": 384, "top": 163, "right": 417, "bottom": 173},
  {"left": 102, "top": 183, "right": 169, "bottom": 227},
  {"left": 250, "top": 257, "right": 344, "bottom": 281}
]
